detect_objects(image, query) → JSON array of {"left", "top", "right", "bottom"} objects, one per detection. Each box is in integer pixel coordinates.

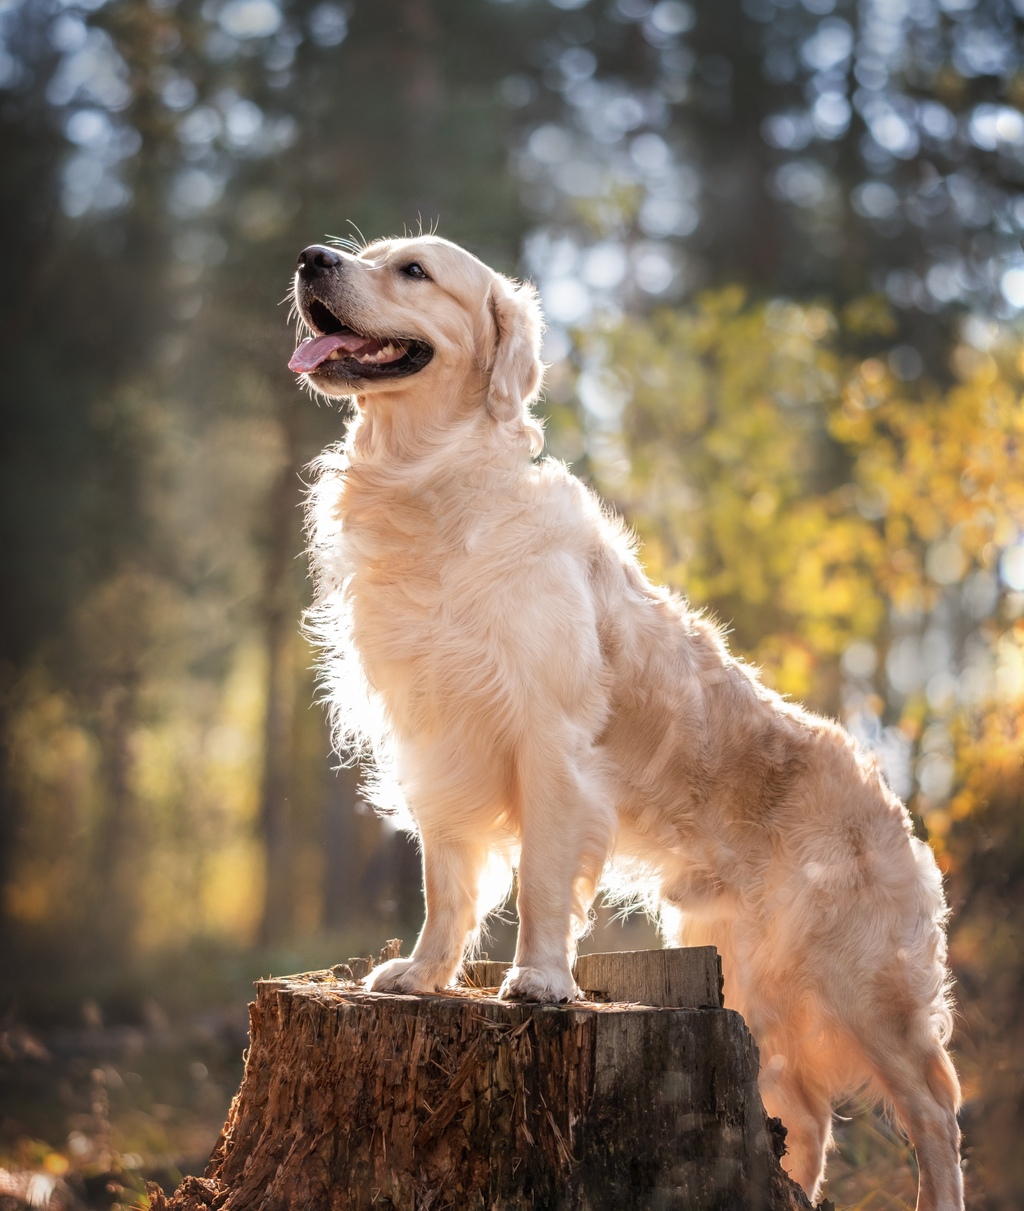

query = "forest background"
[{"left": 2, "top": 0, "right": 1024, "bottom": 1207}]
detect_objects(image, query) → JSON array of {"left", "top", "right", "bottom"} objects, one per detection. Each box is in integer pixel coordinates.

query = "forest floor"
[{"left": 0, "top": 1006, "right": 246, "bottom": 1207}]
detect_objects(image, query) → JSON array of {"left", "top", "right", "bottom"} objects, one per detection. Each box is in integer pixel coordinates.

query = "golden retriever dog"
[{"left": 291, "top": 235, "right": 963, "bottom": 1209}]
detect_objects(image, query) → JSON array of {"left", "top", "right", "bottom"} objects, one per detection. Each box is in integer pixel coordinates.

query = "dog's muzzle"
[{"left": 289, "top": 246, "right": 434, "bottom": 381}]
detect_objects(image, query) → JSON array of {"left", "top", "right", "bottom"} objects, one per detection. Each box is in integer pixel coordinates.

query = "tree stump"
[{"left": 149, "top": 945, "right": 825, "bottom": 1211}]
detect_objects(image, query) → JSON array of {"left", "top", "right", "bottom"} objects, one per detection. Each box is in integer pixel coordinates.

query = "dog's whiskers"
[{"left": 344, "top": 219, "right": 368, "bottom": 252}]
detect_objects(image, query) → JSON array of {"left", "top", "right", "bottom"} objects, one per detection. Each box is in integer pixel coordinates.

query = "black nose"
[{"left": 297, "top": 244, "right": 343, "bottom": 275}]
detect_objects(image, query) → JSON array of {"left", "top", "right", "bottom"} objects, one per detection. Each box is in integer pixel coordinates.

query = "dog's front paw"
[
  {"left": 364, "top": 957, "right": 446, "bottom": 994},
  {"left": 498, "top": 965, "right": 580, "bottom": 1004}
]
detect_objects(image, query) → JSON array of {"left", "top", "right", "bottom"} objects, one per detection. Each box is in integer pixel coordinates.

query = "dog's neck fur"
[
  {"left": 350, "top": 385, "right": 482, "bottom": 462},
  {"left": 345, "top": 382, "right": 537, "bottom": 487}
]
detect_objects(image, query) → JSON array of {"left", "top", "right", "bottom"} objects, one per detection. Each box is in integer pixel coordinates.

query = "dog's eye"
[{"left": 401, "top": 262, "right": 429, "bottom": 280}]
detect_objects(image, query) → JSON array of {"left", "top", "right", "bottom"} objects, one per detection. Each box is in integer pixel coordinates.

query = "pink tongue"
[{"left": 288, "top": 331, "right": 373, "bottom": 373}]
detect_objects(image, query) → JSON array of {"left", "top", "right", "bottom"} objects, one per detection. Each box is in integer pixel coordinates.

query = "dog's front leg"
[
  {"left": 500, "top": 745, "right": 613, "bottom": 1004},
  {"left": 366, "top": 835, "right": 488, "bottom": 994}
]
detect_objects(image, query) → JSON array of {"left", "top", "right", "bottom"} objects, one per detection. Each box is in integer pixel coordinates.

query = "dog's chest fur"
[{"left": 337, "top": 454, "right": 609, "bottom": 745}]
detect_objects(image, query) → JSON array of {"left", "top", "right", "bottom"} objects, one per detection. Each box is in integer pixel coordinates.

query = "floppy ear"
[{"left": 487, "top": 277, "right": 544, "bottom": 423}]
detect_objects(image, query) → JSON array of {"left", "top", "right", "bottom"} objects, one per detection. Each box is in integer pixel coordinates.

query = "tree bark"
[{"left": 150, "top": 948, "right": 828, "bottom": 1211}]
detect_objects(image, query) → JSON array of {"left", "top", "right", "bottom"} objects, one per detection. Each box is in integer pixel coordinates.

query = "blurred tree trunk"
[
  {"left": 322, "top": 765, "right": 363, "bottom": 930},
  {"left": 91, "top": 675, "right": 141, "bottom": 960},
  {"left": 0, "top": 681, "right": 15, "bottom": 961},
  {"left": 257, "top": 397, "right": 303, "bottom": 948},
  {"left": 393, "top": 831, "right": 425, "bottom": 930}
]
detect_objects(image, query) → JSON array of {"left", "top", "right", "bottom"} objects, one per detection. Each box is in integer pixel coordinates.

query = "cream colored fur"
[{"left": 298, "top": 235, "right": 963, "bottom": 1209}]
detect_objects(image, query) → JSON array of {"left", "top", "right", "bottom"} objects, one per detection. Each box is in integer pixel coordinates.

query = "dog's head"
[{"left": 289, "top": 235, "right": 544, "bottom": 431}]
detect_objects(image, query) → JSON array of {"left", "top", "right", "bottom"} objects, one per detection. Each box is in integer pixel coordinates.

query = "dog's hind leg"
[
  {"left": 756, "top": 1044, "right": 834, "bottom": 1201},
  {"left": 664, "top": 911, "right": 834, "bottom": 1199},
  {"left": 500, "top": 737, "right": 615, "bottom": 1003},
  {"left": 856, "top": 1030, "right": 963, "bottom": 1211}
]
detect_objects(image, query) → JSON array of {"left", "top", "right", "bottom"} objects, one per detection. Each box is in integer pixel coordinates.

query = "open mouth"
[{"left": 290, "top": 298, "right": 433, "bottom": 381}]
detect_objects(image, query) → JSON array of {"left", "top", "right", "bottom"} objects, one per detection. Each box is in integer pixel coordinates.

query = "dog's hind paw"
[
  {"left": 364, "top": 956, "right": 447, "bottom": 994},
  {"left": 498, "top": 965, "right": 580, "bottom": 1004}
]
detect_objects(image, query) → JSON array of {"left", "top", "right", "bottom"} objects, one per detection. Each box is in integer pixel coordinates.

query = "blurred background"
[{"left": 2, "top": 0, "right": 1024, "bottom": 1206}]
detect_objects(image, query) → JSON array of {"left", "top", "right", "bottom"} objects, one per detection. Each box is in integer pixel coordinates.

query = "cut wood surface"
[
  {"left": 460, "top": 946, "right": 723, "bottom": 1010},
  {"left": 577, "top": 945, "right": 722, "bottom": 1008},
  {"left": 149, "top": 946, "right": 828, "bottom": 1211}
]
